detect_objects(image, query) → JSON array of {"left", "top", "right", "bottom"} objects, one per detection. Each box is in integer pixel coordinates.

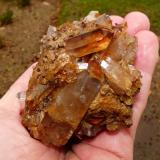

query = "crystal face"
[
  {"left": 66, "top": 29, "right": 113, "bottom": 58},
  {"left": 22, "top": 11, "right": 141, "bottom": 147}
]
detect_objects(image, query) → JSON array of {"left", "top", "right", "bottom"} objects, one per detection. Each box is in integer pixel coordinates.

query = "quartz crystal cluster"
[{"left": 22, "top": 11, "right": 141, "bottom": 147}]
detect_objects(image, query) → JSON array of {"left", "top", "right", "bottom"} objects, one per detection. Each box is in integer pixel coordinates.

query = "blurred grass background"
[{"left": 58, "top": 0, "right": 160, "bottom": 35}]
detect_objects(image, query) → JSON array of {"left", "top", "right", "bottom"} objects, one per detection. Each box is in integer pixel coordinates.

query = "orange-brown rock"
[{"left": 22, "top": 11, "right": 141, "bottom": 147}]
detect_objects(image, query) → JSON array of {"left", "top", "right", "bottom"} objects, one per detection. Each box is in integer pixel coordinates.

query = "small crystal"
[
  {"left": 101, "top": 57, "right": 132, "bottom": 94},
  {"left": 77, "top": 62, "right": 88, "bottom": 70},
  {"left": 83, "top": 11, "right": 100, "bottom": 22},
  {"left": 47, "top": 25, "right": 57, "bottom": 38},
  {"left": 95, "top": 14, "right": 112, "bottom": 29},
  {"left": 17, "top": 91, "right": 26, "bottom": 101}
]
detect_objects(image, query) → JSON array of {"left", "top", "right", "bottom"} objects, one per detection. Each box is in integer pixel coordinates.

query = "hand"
[{"left": 0, "top": 12, "right": 159, "bottom": 160}]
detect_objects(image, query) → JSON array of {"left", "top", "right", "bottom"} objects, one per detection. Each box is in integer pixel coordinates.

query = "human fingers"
[
  {"left": 110, "top": 15, "right": 124, "bottom": 25},
  {"left": 131, "top": 30, "right": 159, "bottom": 137},
  {"left": 73, "top": 142, "right": 121, "bottom": 160},
  {"left": 123, "top": 11, "right": 159, "bottom": 137},
  {"left": 125, "top": 11, "right": 150, "bottom": 35}
]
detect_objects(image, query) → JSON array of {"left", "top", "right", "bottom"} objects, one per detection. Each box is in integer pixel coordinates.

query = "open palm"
[{"left": 0, "top": 12, "right": 159, "bottom": 160}]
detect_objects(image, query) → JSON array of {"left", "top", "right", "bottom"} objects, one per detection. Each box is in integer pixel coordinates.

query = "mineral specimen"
[{"left": 22, "top": 11, "right": 141, "bottom": 147}]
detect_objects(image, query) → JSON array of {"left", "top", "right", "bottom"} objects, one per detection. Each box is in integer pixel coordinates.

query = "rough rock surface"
[{"left": 22, "top": 11, "right": 141, "bottom": 147}]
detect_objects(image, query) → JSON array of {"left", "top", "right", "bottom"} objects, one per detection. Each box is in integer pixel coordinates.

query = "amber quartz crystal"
[{"left": 22, "top": 11, "right": 141, "bottom": 147}]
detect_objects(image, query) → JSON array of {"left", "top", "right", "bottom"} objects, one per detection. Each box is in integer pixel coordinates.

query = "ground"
[
  {"left": 0, "top": 0, "right": 160, "bottom": 159},
  {"left": 0, "top": 0, "right": 60, "bottom": 97}
]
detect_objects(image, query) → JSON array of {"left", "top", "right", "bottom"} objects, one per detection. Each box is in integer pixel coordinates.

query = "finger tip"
[
  {"left": 110, "top": 15, "right": 124, "bottom": 25},
  {"left": 135, "top": 30, "right": 159, "bottom": 74},
  {"left": 125, "top": 11, "right": 150, "bottom": 35},
  {"left": 136, "top": 30, "right": 159, "bottom": 52}
]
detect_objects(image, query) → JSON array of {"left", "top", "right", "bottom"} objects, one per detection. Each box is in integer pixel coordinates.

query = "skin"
[{"left": 0, "top": 12, "right": 159, "bottom": 160}]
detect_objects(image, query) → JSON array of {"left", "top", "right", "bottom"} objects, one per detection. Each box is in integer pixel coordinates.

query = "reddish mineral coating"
[{"left": 22, "top": 11, "right": 141, "bottom": 147}]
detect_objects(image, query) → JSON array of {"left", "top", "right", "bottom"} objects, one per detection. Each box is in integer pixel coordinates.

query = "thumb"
[{"left": 0, "top": 64, "right": 35, "bottom": 114}]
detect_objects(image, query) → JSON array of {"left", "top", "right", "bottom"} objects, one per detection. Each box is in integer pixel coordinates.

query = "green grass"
[
  {"left": 58, "top": 0, "right": 160, "bottom": 34},
  {"left": 0, "top": 9, "right": 13, "bottom": 26}
]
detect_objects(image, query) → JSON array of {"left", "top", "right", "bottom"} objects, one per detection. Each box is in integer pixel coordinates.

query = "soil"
[
  {"left": 134, "top": 60, "right": 160, "bottom": 160},
  {"left": 0, "top": 0, "right": 60, "bottom": 97}
]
